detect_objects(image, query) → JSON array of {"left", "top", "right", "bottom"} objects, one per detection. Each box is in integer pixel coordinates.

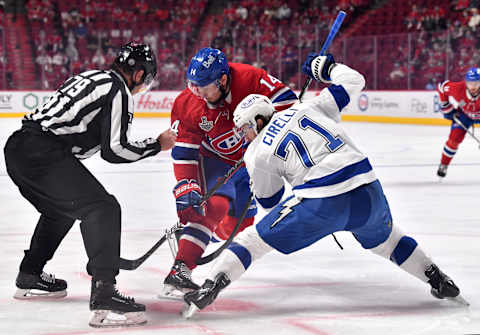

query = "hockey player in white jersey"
[{"left": 182, "top": 53, "right": 466, "bottom": 318}]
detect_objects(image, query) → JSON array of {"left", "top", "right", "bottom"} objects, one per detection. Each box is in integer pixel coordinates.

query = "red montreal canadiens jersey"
[
  {"left": 437, "top": 80, "right": 480, "bottom": 119},
  {"left": 171, "top": 63, "right": 297, "bottom": 181}
]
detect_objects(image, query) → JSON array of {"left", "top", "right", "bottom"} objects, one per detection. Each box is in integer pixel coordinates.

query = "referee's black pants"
[{"left": 4, "top": 126, "right": 121, "bottom": 282}]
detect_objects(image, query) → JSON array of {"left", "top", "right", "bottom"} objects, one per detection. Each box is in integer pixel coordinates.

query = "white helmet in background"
[{"left": 233, "top": 94, "right": 274, "bottom": 134}]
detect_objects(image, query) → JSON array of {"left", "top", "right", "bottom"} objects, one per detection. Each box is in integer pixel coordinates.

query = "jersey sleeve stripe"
[
  {"left": 116, "top": 87, "right": 147, "bottom": 154},
  {"left": 175, "top": 141, "right": 201, "bottom": 149},
  {"left": 109, "top": 89, "right": 141, "bottom": 153},
  {"left": 102, "top": 87, "right": 159, "bottom": 162},
  {"left": 256, "top": 186, "right": 285, "bottom": 209},
  {"left": 172, "top": 145, "right": 199, "bottom": 161},
  {"left": 46, "top": 83, "right": 111, "bottom": 128},
  {"left": 438, "top": 80, "right": 450, "bottom": 93},
  {"left": 327, "top": 84, "right": 350, "bottom": 111},
  {"left": 50, "top": 107, "right": 102, "bottom": 135},
  {"left": 81, "top": 69, "right": 102, "bottom": 77},
  {"left": 440, "top": 101, "right": 450, "bottom": 108},
  {"left": 88, "top": 72, "right": 113, "bottom": 81},
  {"left": 271, "top": 88, "right": 298, "bottom": 105},
  {"left": 173, "top": 159, "right": 199, "bottom": 165},
  {"left": 271, "top": 87, "right": 297, "bottom": 101},
  {"left": 448, "top": 96, "right": 460, "bottom": 109},
  {"left": 74, "top": 145, "right": 101, "bottom": 159},
  {"left": 293, "top": 158, "right": 372, "bottom": 190},
  {"left": 441, "top": 103, "right": 453, "bottom": 114},
  {"left": 40, "top": 80, "right": 112, "bottom": 123}
]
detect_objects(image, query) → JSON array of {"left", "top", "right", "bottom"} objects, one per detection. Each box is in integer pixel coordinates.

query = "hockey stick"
[
  {"left": 119, "top": 235, "right": 167, "bottom": 270},
  {"left": 298, "top": 11, "right": 347, "bottom": 102},
  {"left": 196, "top": 192, "right": 254, "bottom": 265},
  {"left": 118, "top": 159, "right": 245, "bottom": 271},
  {"left": 453, "top": 114, "right": 480, "bottom": 148},
  {"left": 120, "top": 13, "right": 345, "bottom": 270}
]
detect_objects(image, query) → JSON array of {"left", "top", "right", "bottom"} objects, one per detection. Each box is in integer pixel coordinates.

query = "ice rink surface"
[{"left": 0, "top": 117, "right": 479, "bottom": 335}]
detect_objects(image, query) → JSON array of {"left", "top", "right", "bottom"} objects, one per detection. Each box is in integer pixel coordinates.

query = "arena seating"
[{"left": 0, "top": 0, "right": 479, "bottom": 90}]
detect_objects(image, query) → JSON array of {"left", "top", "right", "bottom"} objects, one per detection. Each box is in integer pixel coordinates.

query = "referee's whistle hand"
[{"left": 158, "top": 129, "right": 177, "bottom": 151}]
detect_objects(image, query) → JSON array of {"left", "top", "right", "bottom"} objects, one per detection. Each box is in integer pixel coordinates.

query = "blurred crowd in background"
[{"left": 0, "top": 0, "right": 479, "bottom": 91}]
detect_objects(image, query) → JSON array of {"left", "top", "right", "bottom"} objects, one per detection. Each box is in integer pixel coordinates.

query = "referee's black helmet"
[{"left": 113, "top": 42, "right": 157, "bottom": 86}]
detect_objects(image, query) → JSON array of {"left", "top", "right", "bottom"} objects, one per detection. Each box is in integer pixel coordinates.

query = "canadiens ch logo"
[
  {"left": 210, "top": 130, "right": 243, "bottom": 155},
  {"left": 198, "top": 116, "right": 214, "bottom": 132}
]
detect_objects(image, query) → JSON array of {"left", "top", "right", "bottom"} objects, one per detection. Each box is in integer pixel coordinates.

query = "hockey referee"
[{"left": 3, "top": 42, "right": 176, "bottom": 328}]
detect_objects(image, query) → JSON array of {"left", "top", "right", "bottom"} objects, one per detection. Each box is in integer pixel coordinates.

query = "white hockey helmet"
[{"left": 233, "top": 94, "right": 274, "bottom": 134}]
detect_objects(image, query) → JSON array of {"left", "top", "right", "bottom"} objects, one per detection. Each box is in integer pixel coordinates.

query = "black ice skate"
[
  {"left": 89, "top": 280, "right": 146, "bottom": 328},
  {"left": 14, "top": 271, "right": 67, "bottom": 299},
  {"left": 161, "top": 260, "right": 200, "bottom": 300},
  {"left": 182, "top": 272, "right": 231, "bottom": 319},
  {"left": 437, "top": 164, "right": 448, "bottom": 178},
  {"left": 425, "top": 264, "right": 469, "bottom": 305}
]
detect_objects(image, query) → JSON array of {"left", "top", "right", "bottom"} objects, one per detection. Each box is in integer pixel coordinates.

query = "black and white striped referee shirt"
[{"left": 23, "top": 69, "right": 161, "bottom": 163}]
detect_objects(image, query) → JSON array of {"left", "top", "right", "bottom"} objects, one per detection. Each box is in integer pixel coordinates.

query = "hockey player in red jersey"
[
  {"left": 164, "top": 47, "right": 297, "bottom": 297},
  {"left": 437, "top": 67, "right": 480, "bottom": 177}
]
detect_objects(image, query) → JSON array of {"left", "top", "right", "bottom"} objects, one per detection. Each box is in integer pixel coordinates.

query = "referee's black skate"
[
  {"left": 162, "top": 260, "right": 200, "bottom": 300},
  {"left": 14, "top": 271, "right": 67, "bottom": 299},
  {"left": 425, "top": 264, "right": 468, "bottom": 305},
  {"left": 182, "top": 272, "right": 231, "bottom": 319},
  {"left": 89, "top": 280, "right": 146, "bottom": 328}
]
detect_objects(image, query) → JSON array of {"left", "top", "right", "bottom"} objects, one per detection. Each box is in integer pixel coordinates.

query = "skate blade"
[
  {"left": 89, "top": 310, "right": 147, "bottom": 328},
  {"left": 157, "top": 284, "right": 186, "bottom": 301},
  {"left": 448, "top": 294, "right": 470, "bottom": 306},
  {"left": 13, "top": 288, "right": 67, "bottom": 300},
  {"left": 181, "top": 302, "right": 199, "bottom": 319}
]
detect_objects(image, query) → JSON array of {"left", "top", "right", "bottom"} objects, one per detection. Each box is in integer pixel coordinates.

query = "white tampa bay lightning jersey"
[{"left": 244, "top": 64, "right": 377, "bottom": 209}]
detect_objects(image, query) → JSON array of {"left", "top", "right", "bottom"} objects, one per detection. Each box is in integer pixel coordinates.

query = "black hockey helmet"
[{"left": 113, "top": 42, "right": 157, "bottom": 88}]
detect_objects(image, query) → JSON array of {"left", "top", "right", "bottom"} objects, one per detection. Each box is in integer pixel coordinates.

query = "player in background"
[
  {"left": 4, "top": 42, "right": 177, "bottom": 327},
  {"left": 165, "top": 47, "right": 297, "bottom": 297},
  {"left": 437, "top": 67, "right": 480, "bottom": 177},
  {"left": 182, "top": 53, "right": 466, "bottom": 317}
]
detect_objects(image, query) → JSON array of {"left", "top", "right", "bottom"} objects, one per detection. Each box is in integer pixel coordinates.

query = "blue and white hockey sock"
[{"left": 370, "top": 225, "right": 432, "bottom": 282}]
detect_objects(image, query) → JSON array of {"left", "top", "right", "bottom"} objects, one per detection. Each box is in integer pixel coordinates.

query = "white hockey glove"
[{"left": 302, "top": 53, "right": 336, "bottom": 84}]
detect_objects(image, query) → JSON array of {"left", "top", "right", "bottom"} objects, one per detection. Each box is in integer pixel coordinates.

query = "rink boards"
[{"left": 0, "top": 90, "right": 450, "bottom": 125}]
